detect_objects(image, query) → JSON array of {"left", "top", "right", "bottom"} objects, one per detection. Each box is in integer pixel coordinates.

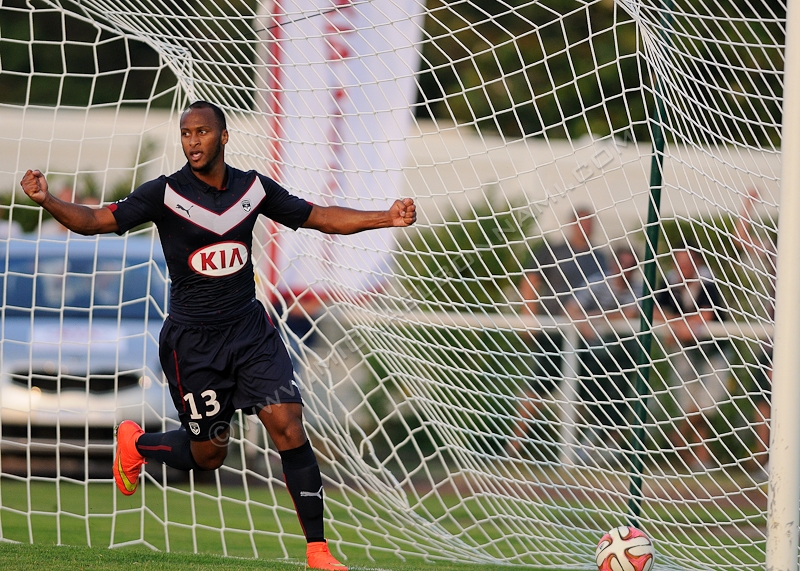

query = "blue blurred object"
[{"left": 0, "top": 232, "right": 175, "bottom": 454}]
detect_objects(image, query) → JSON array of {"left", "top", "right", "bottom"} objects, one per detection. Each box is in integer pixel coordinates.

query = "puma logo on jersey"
[
  {"left": 188, "top": 241, "right": 249, "bottom": 277},
  {"left": 175, "top": 203, "right": 193, "bottom": 217}
]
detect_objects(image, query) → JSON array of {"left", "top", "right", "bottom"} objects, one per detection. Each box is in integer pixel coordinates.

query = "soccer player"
[{"left": 20, "top": 100, "right": 417, "bottom": 571}]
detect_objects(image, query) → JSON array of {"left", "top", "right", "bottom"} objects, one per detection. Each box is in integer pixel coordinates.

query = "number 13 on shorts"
[{"left": 184, "top": 390, "right": 221, "bottom": 419}]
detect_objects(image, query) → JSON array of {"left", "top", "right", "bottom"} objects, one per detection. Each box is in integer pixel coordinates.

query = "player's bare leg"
[
  {"left": 672, "top": 411, "right": 713, "bottom": 470},
  {"left": 188, "top": 430, "right": 230, "bottom": 470},
  {"left": 754, "top": 399, "right": 770, "bottom": 465},
  {"left": 689, "top": 416, "right": 713, "bottom": 469},
  {"left": 259, "top": 403, "right": 347, "bottom": 571},
  {"left": 506, "top": 390, "right": 542, "bottom": 455}
]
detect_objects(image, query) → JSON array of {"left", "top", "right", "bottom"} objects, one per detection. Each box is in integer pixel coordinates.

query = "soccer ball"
[{"left": 595, "top": 526, "right": 655, "bottom": 571}]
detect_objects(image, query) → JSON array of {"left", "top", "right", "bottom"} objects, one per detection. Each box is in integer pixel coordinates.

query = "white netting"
[{"left": 0, "top": 0, "right": 784, "bottom": 569}]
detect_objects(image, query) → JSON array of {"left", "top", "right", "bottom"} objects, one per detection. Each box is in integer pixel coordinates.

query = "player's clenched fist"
[
  {"left": 389, "top": 197, "right": 417, "bottom": 227},
  {"left": 20, "top": 169, "right": 50, "bottom": 205}
]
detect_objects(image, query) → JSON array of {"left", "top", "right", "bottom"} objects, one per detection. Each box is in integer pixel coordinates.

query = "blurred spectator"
[
  {"left": 656, "top": 247, "right": 728, "bottom": 470},
  {"left": 569, "top": 246, "right": 641, "bottom": 453},
  {"left": 519, "top": 206, "right": 608, "bottom": 317},
  {"left": 570, "top": 246, "right": 640, "bottom": 322},
  {"left": 734, "top": 188, "right": 776, "bottom": 473},
  {"left": 509, "top": 206, "right": 609, "bottom": 454}
]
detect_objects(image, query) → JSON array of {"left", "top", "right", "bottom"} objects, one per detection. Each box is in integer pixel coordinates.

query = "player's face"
[
  {"left": 180, "top": 108, "right": 228, "bottom": 174},
  {"left": 569, "top": 213, "right": 593, "bottom": 244}
]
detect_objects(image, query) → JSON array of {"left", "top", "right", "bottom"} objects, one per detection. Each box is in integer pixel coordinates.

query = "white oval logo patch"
[{"left": 189, "top": 241, "right": 249, "bottom": 277}]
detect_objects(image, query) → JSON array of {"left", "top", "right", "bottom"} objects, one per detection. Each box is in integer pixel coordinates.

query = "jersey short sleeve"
[
  {"left": 108, "top": 177, "right": 166, "bottom": 234},
  {"left": 256, "top": 174, "right": 312, "bottom": 230}
]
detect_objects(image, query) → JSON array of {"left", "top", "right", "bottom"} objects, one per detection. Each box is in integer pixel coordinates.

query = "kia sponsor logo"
[{"left": 189, "top": 241, "right": 249, "bottom": 277}]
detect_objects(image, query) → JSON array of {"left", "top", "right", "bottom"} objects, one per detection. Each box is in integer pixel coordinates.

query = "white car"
[{"left": 0, "top": 233, "right": 175, "bottom": 457}]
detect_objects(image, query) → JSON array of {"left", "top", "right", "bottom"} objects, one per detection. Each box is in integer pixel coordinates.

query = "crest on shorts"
[
  {"left": 241, "top": 199, "right": 251, "bottom": 212},
  {"left": 189, "top": 422, "right": 201, "bottom": 436}
]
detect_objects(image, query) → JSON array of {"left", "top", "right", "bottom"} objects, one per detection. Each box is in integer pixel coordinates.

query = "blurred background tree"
[
  {"left": 416, "top": 0, "right": 785, "bottom": 145},
  {"left": 0, "top": 0, "right": 786, "bottom": 143},
  {"left": 0, "top": 0, "right": 176, "bottom": 108}
]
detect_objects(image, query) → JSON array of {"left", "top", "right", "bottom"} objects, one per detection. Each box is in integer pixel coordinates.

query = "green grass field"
[
  {"left": 0, "top": 543, "right": 540, "bottom": 571},
  {"left": 0, "top": 470, "right": 769, "bottom": 570},
  {"left": 0, "top": 478, "right": 560, "bottom": 571}
]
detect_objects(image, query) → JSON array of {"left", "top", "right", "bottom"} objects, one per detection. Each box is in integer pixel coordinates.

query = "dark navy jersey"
[{"left": 109, "top": 164, "right": 312, "bottom": 322}]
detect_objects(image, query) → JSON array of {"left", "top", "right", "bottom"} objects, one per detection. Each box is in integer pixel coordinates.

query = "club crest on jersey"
[
  {"left": 189, "top": 422, "right": 201, "bottom": 436},
  {"left": 241, "top": 199, "right": 251, "bottom": 212},
  {"left": 188, "top": 241, "right": 249, "bottom": 277}
]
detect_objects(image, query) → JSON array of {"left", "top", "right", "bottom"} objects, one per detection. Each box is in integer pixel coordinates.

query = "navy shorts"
[{"left": 159, "top": 301, "right": 301, "bottom": 441}]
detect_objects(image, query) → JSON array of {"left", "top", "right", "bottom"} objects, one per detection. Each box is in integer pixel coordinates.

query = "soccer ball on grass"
[{"left": 595, "top": 526, "right": 655, "bottom": 571}]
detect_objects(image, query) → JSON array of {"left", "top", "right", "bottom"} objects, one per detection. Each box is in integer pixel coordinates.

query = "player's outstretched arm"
[
  {"left": 302, "top": 198, "right": 416, "bottom": 235},
  {"left": 20, "top": 169, "right": 119, "bottom": 235}
]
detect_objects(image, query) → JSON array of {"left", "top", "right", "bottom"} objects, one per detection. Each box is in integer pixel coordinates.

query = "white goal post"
[
  {"left": 0, "top": 0, "right": 795, "bottom": 570},
  {"left": 767, "top": 0, "right": 800, "bottom": 570}
]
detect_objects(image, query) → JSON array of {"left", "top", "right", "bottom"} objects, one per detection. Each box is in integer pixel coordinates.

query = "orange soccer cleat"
[
  {"left": 306, "top": 541, "right": 348, "bottom": 570},
  {"left": 113, "top": 420, "right": 146, "bottom": 495}
]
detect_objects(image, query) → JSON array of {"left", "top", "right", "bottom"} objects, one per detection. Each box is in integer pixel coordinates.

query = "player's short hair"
[{"left": 185, "top": 100, "right": 227, "bottom": 131}]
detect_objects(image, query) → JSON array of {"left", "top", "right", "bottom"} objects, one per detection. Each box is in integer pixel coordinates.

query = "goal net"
[{"left": 0, "top": 0, "right": 783, "bottom": 569}]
